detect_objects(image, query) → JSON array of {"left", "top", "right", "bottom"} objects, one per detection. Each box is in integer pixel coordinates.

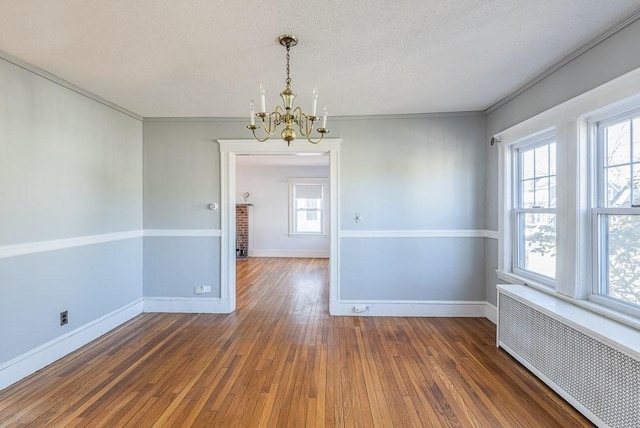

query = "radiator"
[{"left": 497, "top": 286, "right": 640, "bottom": 428}]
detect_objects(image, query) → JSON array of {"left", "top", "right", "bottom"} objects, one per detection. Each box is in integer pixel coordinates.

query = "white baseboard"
[
  {"left": 0, "top": 299, "right": 143, "bottom": 391},
  {"left": 143, "top": 297, "right": 233, "bottom": 313},
  {"left": 485, "top": 302, "right": 497, "bottom": 324},
  {"left": 249, "top": 249, "right": 329, "bottom": 258},
  {"left": 329, "top": 299, "right": 488, "bottom": 317}
]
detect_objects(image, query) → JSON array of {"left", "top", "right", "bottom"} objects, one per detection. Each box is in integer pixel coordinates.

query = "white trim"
[
  {"left": 340, "top": 229, "right": 492, "bottom": 238},
  {"left": 218, "top": 139, "right": 342, "bottom": 316},
  {"left": 0, "top": 299, "right": 143, "bottom": 391},
  {"left": 218, "top": 139, "right": 342, "bottom": 153},
  {"left": 485, "top": 302, "right": 497, "bottom": 324},
  {"left": 331, "top": 300, "right": 487, "bottom": 317},
  {"left": 0, "top": 229, "right": 224, "bottom": 259},
  {"left": 143, "top": 297, "right": 232, "bottom": 313},
  {"left": 484, "top": 230, "right": 499, "bottom": 240},
  {"left": 249, "top": 250, "right": 329, "bottom": 258},
  {"left": 0, "top": 230, "right": 143, "bottom": 259},
  {"left": 143, "top": 229, "right": 222, "bottom": 237}
]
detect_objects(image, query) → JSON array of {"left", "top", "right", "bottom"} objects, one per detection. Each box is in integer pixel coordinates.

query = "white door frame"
[{"left": 218, "top": 139, "right": 341, "bottom": 313}]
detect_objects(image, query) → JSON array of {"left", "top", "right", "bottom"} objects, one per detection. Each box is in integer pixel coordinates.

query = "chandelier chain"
[{"left": 285, "top": 45, "right": 291, "bottom": 85}]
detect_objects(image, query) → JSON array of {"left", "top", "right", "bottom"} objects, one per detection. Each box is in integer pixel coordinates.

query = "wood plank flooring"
[{"left": 0, "top": 257, "right": 592, "bottom": 427}]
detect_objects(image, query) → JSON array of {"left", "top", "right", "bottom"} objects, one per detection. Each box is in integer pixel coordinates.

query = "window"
[
  {"left": 289, "top": 179, "right": 328, "bottom": 235},
  {"left": 593, "top": 110, "right": 640, "bottom": 309},
  {"left": 497, "top": 76, "right": 640, "bottom": 327},
  {"left": 513, "top": 135, "right": 557, "bottom": 283}
]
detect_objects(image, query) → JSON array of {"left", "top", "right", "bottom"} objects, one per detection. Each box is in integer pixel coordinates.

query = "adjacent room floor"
[{"left": 0, "top": 258, "right": 592, "bottom": 427}]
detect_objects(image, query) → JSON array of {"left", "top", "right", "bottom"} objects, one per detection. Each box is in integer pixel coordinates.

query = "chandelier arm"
[
  {"left": 261, "top": 112, "right": 278, "bottom": 134},
  {"left": 294, "top": 108, "right": 315, "bottom": 137},
  {"left": 251, "top": 127, "right": 272, "bottom": 143},
  {"left": 274, "top": 105, "right": 286, "bottom": 122},
  {"left": 305, "top": 132, "right": 325, "bottom": 144},
  {"left": 292, "top": 107, "right": 305, "bottom": 129},
  {"left": 299, "top": 116, "right": 314, "bottom": 138}
]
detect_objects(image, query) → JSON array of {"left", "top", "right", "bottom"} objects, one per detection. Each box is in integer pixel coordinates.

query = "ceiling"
[{"left": 1, "top": 1, "right": 640, "bottom": 118}]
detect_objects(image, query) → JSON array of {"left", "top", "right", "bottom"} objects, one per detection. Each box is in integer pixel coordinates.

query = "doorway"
[{"left": 218, "top": 139, "right": 341, "bottom": 314}]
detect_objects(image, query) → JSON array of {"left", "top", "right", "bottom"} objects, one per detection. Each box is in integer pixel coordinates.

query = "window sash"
[
  {"left": 512, "top": 136, "right": 557, "bottom": 284},
  {"left": 591, "top": 111, "right": 640, "bottom": 311}
]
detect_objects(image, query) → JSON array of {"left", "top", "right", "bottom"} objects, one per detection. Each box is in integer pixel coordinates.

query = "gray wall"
[
  {"left": 341, "top": 238, "right": 485, "bottom": 300},
  {"left": 236, "top": 162, "right": 329, "bottom": 256},
  {"left": 143, "top": 120, "right": 226, "bottom": 298},
  {"left": 334, "top": 115, "right": 486, "bottom": 301},
  {"left": 0, "top": 58, "right": 143, "bottom": 363},
  {"left": 484, "top": 19, "right": 640, "bottom": 305},
  {"left": 143, "top": 114, "right": 487, "bottom": 303}
]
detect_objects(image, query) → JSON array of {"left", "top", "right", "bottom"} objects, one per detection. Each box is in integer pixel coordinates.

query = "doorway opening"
[{"left": 218, "top": 139, "right": 341, "bottom": 314}]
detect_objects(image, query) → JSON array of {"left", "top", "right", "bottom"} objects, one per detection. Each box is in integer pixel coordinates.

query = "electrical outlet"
[
  {"left": 60, "top": 310, "right": 68, "bottom": 326},
  {"left": 353, "top": 305, "right": 369, "bottom": 313},
  {"left": 195, "top": 285, "right": 212, "bottom": 294}
]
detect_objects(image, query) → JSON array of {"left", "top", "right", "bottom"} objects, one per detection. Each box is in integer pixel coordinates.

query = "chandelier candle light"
[{"left": 247, "top": 34, "right": 329, "bottom": 145}]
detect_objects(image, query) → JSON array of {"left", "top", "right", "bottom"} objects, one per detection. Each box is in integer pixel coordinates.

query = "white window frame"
[
  {"left": 511, "top": 132, "right": 557, "bottom": 286},
  {"left": 588, "top": 108, "right": 640, "bottom": 318},
  {"left": 496, "top": 69, "right": 640, "bottom": 331},
  {"left": 288, "top": 178, "right": 329, "bottom": 236}
]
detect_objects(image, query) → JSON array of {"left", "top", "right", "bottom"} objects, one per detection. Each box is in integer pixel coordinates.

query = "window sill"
[
  {"left": 496, "top": 270, "right": 554, "bottom": 293},
  {"left": 288, "top": 233, "right": 329, "bottom": 238},
  {"left": 496, "top": 269, "right": 640, "bottom": 333}
]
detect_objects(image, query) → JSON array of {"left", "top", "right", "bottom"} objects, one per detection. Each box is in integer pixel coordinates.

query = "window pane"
[
  {"left": 296, "top": 198, "right": 320, "bottom": 209},
  {"left": 606, "top": 165, "right": 631, "bottom": 207},
  {"left": 522, "top": 179, "right": 535, "bottom": 208},
  {"left": 522, "top": 149, "right": 534, "bottom": 179},
  {"left": 521, "top": 213, "right": 556, "bottom": 278},
  {"left": 534, "top": 177, "right": 549, "bottom": 208},
  {"left": 549, "top": 143, "right": 557, "bottom": 175},
  {"left": 534, "top": 145, "right": 549, "bottom": 176},
  {"left": 605, "top": 121, "right": 631, "bottom": 167},
  {"left": 604, "top": 215, "right": 640, "bottom": 306},
  {"left": 549, "top": 176, "right": 557, "bottom": 209},
  {"left": 296, "top": 210, "right": 321, "bottom": 233}
]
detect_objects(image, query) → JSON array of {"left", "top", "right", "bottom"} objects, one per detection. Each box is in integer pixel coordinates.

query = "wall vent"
[{"left": 498, "top": 289, "right": 640, "bottom": 428}]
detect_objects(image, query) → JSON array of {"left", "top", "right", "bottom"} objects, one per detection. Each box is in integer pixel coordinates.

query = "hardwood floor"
[{"left": 0, "top": 257, "right": 592, "bottom": 427}]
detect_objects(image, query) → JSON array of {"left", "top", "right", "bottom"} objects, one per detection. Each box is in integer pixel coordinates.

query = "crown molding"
[{"left": 0, "top": 51, "right": 142, "bottom": 121}]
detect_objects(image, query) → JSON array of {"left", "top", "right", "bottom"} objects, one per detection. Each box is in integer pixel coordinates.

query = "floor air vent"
[{"left": 498, "top": 287, "right": 640, "bottom": 428}]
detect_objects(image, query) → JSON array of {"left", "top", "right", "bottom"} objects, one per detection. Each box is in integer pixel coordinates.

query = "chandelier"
[{"left": 247, "top": 34, "right": 329, "bottom": 145}]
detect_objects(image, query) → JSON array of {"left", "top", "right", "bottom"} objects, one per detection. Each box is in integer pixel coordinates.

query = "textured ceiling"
[{"left": 1, "top": 1, "right": 640, "bottom": 117}]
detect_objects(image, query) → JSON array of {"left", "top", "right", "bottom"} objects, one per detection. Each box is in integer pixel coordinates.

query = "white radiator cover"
[{"left": 497, "top": 285, "right": 640, "bottom": 428}]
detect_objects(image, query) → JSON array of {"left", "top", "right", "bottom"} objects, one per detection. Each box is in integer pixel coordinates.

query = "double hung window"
[
  {"left": 289, "top": 179, "right": 328, "bottom": 235},
  {"left": 593, "top": 110, "right": 640, "bottom": 309}
]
